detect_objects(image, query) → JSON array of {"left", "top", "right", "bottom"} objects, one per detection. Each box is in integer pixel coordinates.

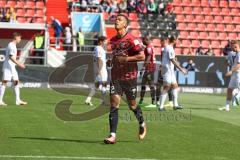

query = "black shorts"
[
  {"left": 141, "top": 71, "right": 155, "bottom": 85},
  {"left": 110, "top": 79, "right": 137, "bottom": 100}
]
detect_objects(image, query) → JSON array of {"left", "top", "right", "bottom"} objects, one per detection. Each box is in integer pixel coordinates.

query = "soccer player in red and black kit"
[
  {"left": 139, "top": 36, "right": 156, "bottom": 107},
  {"left": 104, "top": 14, "right": 146, "bottom": 144}
]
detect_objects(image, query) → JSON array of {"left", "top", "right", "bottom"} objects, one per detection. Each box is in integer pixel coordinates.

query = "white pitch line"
[{"left": 0, "top": 155, "right": 159, "bottom": 160}]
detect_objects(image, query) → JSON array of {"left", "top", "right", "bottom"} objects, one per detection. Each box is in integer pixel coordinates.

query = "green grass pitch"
[{"left": 0, "top": 88, "right": 240, "bottom": 160}]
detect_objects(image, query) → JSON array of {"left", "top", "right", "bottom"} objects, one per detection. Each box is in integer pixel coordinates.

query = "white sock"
[
  {"left": 0, "top": 85, "right": 6, "bottom": 102},
  {"left": 86, "top": 85, "right": 95, "bottom": 102},
  {"left": 14, "top": 85, "right": 21, "bottom": 102},
  {"left": 110, "top": 132, "right": 116, "bottom": 138},
  {"left": 159, "top": 93, "right": 167, "bottom": 109},
  {"left": 101, "top": 86, "right": 107, "bottom": 102},
  {"left": 226, "top": 100, "right": 230, "bottom": 110},
  {"left": 172, "top": 88, "right": 179, "bottom": 107}
]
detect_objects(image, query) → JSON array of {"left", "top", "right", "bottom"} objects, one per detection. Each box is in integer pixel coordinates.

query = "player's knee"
[
  {"left": 13, "top": 81, "right": 19, "bottom": 86},
  {"left": 2, "top": 80, "right": 7, "bottom": 86}
]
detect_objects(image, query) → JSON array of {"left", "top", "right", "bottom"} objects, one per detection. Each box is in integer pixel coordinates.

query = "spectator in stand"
[
  {"left": 77, "top": 27, "right": 85, "bottom": 52},
  {"left": 165, "top": 2, "right": 173, "bottom": 15},
  {"left": 31, "top": 32, "right": 45, "bottom": 64},
  {"left": 136, "top": 0, "right": 147, "bottom": 13},
  {"left": 80, "top": 0, "right": 88, "bottom": 11},
  {"left": 185, "top": 58, "right": 197, "bottom": 71},
  {"left": 100, "top": 0, "right": 111, "bottom": 13},
  {"left": 186, "top": 47, "right": 194, "bottom": 55},
  {"left": 50, "top": 16, "right": 63, "bottom": 49},
  {"left": 64, "top": 27, "right": 72, "bottom": 51},
  {"left": 147, "top": 0, "right": 157, "bottom": 13},
  {"left": 205, "top": 48, "right": 215, "bottom": 56},
  {"left": 158, "top": 0, "right": 165, "bottom": 16},
  {"left": 109, "top": 0, "right": 119, "bottom": 13},
  {"left": 127, "top": 0, "right": 136, "bottom": 12},
  {"left": 91, "top": 0, "right": 100, "bottom": 12},
  {"left": 195, "top": 46, "right": 204, "bottom": 56},
  {"left": 0, "top": 8, "right": 4, "bottom": 22},
  {"left": 6, "top": 7, "right": 17, "bottom": 23},
  {"left": 118, "top": 0, "right": 127, "bottom": 12},
  {"left": 1, "top": 8, "right": 7, "bottom": 22}
]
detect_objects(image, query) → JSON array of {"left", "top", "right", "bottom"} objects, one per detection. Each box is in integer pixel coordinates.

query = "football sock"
[
  {"left": 226, "top": 100, "right": 230, "bottom": 109},
  {"left": 156, "top": 84, "right": 161, "bottom": 102},
  {"left": 168, "top": 89, "right": 173, "bottom": 101},
  {"left": 132, "top": 106, "right": 144, "bottom": 125},
  {"left": 109, "top": 107, "right": 118, "bottom": 135},
  {"left": 86, "top": 85, "right": 95, "bottom": 102},
  {"left": 140, "top": 86, "right": 146, "bottom": 101},
  {"left": 14, "top": 85, "right": 20, "bottom": 102},
  {"left": 159, "top": 93, "right": 167, "bottom": 109},
  {"left": 0, "top": 85, "right": 6, "bottom": 102},
  {"left": 150, "top": 85, "right": 156, "bottom": 103},
  {"left": 101, "top": 86, "right": 107, "bottom": 102},
  {"left": 172, "top": 88, "right": 179, "bottom": 107}
]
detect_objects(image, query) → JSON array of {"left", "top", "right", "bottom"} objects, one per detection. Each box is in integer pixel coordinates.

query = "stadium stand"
[{"left": 173, "top": 0, "right": 240, "bottom": 55}]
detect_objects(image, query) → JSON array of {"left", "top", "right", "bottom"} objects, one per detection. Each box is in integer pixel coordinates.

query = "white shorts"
[
  {"left": 2, "top": 67, "right": 19, "bottom": 81},
  {"left": 162, "top": 70, "right": 177, "bottom": 85},
  {"left": 95, "top": 71, "right": 108, "bottom": 83},
  {"left": 228, "top": 76, "right": 240, "bottom": 89}
]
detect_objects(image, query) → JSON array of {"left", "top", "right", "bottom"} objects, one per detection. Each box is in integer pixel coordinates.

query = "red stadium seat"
[
  {"left": 183, "top": 6, "right": 192, "bottom": 14},
  {"left": 213, "top": 49, "right": 221, "bottom": 56},
  {"left": 35, "top": 9, "right": 44, "bottom": 17},
  {"left": 191, "top": 0, "right": 200, "bottom": 6},
  {"left": 25, "top": 1, "right": 35, "bottom": 8},
  {"left": 202, "top": 40, "right": 210, "bottom": 48},
  {"left": 221, "top": 41, "right": 228, "bottom": 48},
  {"left": 130, "top": 30, "right": 141, "bottom": 37},
  {"left": 202, "top": 7, "right": 211, "bottom": 15},
  {"left": 174, "top": 6, "right": 183, "bottom": 14},
  {"left": 187, "top": 23, "right": 197, "bottom": 31},
  {"left": 185, "top": 15, "right": 194, "bottom": 22},
  {"left": 201, "top": 0, "right": 209, "bottom": 7},
  {"left": 219, "top": 0, "right": 228, "bottom": 8},
  {"left": 210, "top": 0, "right": 218, "bottom": 7},
  {"left": 35, "top": 17, "right": 44, "bottom": 23},
  {"left": 225, "top": 24, "right": 235, "bottom": 32},
  {"left": 228, "top": 33, "right": 237, "bottom": 40},
  {"left": 152, "top": 39, "right": 161, "bottom": 47},
  {"left": 128, "top": 13, "right": 138, "bottom": 21},
  {"left": 176, "top": 15, "right": 185, "bottom": 22},
  {"left": 223, "top": 16, "right": 232, "bottom": 24},
  {"left": 236, "top": 25, "right": 240, "bottom": 32},
  {"left": 216, "top": 24, "right": 225, "bottom": 32},
  {"left": 211, "top": 40, "right": 220, "bottom": 49},
  {"left": 206, "top": 24, "right": 215, "bottom": 31},
  {"left": 233, "top": 17, "right": 240, "bottom": 24},
  {"left": 174, "top": 48, "right": 182, "bottom": 55},
  {"left": 214, "top": 15, "right": 223, "bottom": 23},
  {"left": 6, "top": 0, "right": 16, "bottom": 8},
  {"left": 176, "top": 40, "right": 181, "bottom": 48},
  {"left": 0, "top": 0, "right": 6, "bottom": 7},
  {"left": 211, "top": 8, "right": 221, "bottom": 15},
  {"left": 153, "top": 47, "right": 161, "bottom": 55},
  {"left": 194, "top": 15, "right": 204, "bottom": 23},
  {"left": 221, "top": 8, "right": 230, "bottom": 15},
  {"left": 209, "top": 32, "right": 218, "bottom": 40},
  {"left": 181, "top": 40, "right": 191, "bottom": 47},
  {"left": 25, "top": 9, "right": 35, "bottom": 17},
  {"left": 173, "top": 0, "right": 181, "bottom": 6},
  {"left": 230, "top": 8, "right": 239, "bottom": 15},
  {"left": 199, "top": 32, "right": 208, "bottom": 39},
  {"left": 16, "top": 0, "right": 25, "bottom": 8},
  {"left": 129, "top": 22, "right": 140, "bottom": 29},
  {"left": 197, "top": 23, "right": 206, "bottom": 31},
  {"left": 179, "top": 31, "right": 188, "bottom": 39},
  {"left": 204, "top": 15, "right": 213, "bottom": 23},
  {"left": 17, "top": 17, "right": 26, "bottom": 23},
  {"left": 191, "top": 40, "right": 200, "bottom": 48},
  {"left": 189, "top": 31, "right": 198, "bottom": 39},
  {"left": 229, "top": 0, "right": 238, "bottom": 8},
  {"left": 16, "top": 9, "right": 25, "bottom": 17},
  {"left": 192, "top": 7, "right": 202, "bottom": 14},
  {"left": 177, "top": 23, "right": 187, "bottom": 30},
  {"left": 102, "top": 12, "right": 109, "bottom": 20},
  {"left": 218, "top": 32, "right": 227, "bottom": 40},
  {"left": 182, "top": 0, "right": 191, "bottom": 6},
  {"left": 36, "top": 1, "right": 45, "bottom": 9}
]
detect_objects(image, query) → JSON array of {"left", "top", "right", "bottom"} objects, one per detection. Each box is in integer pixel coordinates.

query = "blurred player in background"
[
  {"left": 104, "top": 14, "right": 146, "bottom": 144},
  {"left": 0, "top": 32, "right": 27, "bottom": 106},
  {"left": 219, "top": 40, "right": 240, "bottom": 111},
  {"left": 139, "top": 36, "right": 156, "bottom": 108},
  {"left": 157, "top": 36, "right": 187, "bottom": 111},
  {"left": 85, "top": 36, "right": 108, "bottom": 106}
]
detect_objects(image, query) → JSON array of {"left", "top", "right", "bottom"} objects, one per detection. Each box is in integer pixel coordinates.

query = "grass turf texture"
[{"left": 0, "top": 88, "right": 240, "bottom": 160}]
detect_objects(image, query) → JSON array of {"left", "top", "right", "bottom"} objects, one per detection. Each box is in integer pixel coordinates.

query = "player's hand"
[
  {"left": 19, "top": 63, "right": 25, "bottom": 69},
  {"left": 225, "top": 71, "right": 232, "bottom": 77},
  {"left": 115, "top": 56, "right": 128, "bottom": 63},
  {"left": 181, "top": 68, "right": 188, "bottom": 75}
]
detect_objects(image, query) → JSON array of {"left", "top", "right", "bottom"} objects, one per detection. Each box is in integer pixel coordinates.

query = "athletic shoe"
[
  {"left": 0, "top": 101, "right": 7, "bottom": 106},
  {"left": 139, "top": 123, "right": 147, "bottom": 140},
  {"left": 164, "top": 101, "right": 173, "bottom": 108},
  {"left": 85, "top": 101, "right": 93, "bottom": 106},
  {"left": 104, "top": 135, "right": 116, "bottom": 144},
  {"left": 145, "top": 104, "right": 156, "bottom": 108},
  {"left": 158, "top": 107, "right": 166, "bottom": 112},
  {"left": 218, "top": 107, "right": 230, "bottom": 112},
  {"left": 173, "top": 105, "right": 183, "bottom": 110},
  {"left": 16, "top": 100, "right": 27, "bottom": 106}
]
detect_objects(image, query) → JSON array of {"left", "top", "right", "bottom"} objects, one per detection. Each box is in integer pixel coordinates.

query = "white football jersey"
[
  {"left": 226, "top": 51, "right": 236, "bottom": 68},
  {"left": 161, "top": 45, "right": 175, "bottom": 72},
  {"left": 3, "top": 42, "right": 17, "bottom": 69},
  {"left": 232, "top": 51, "right": 240, "bottom": 79},
  {"left": 93, "top": 45, "right": 107, "bottom": 75}
]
